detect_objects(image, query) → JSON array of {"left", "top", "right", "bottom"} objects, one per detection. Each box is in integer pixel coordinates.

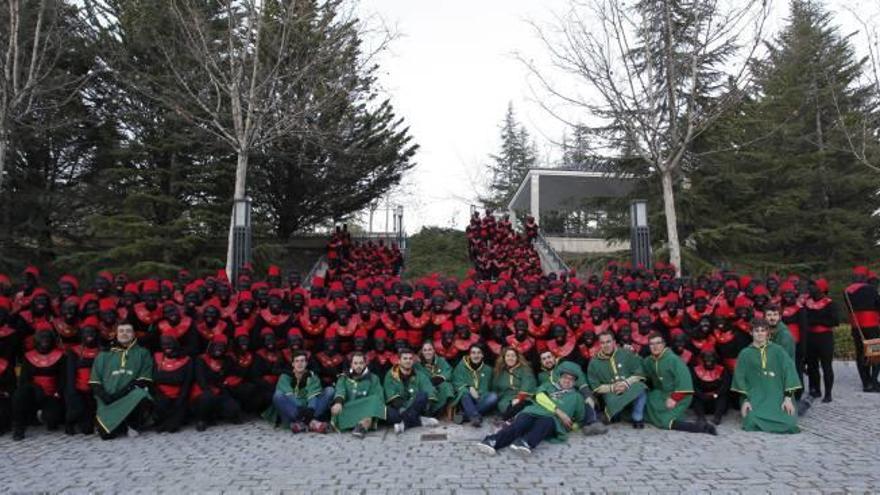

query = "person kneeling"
[
  {"left": 89, "top": 323, "right": 153, "bottom": 440},
  {"left": 384, "top": 348, "right": 439, "bottom": 434},
  {"left": 477, "top": 362, "right": 584, "bottom": 456},
  {"left": 265, "top": 350, "right": 334, "bottom": 433}
]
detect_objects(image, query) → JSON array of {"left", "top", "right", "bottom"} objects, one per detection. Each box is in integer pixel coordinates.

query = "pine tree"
[{"left": 482, "top": 103, "right": 537, "bottom": 210}]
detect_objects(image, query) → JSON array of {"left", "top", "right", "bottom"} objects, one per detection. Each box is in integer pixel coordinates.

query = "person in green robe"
[
  {"left": 537, "top": 350, "right": 607, "bottom": 435},
  {"left": 765, "top": 305, "right": 796, "bottom": 361},
  {"left": 451, "top": 344, "right": 497, "bottom": 427},
  {"left": 492, "top": 347, "right": 536, "bottom": 420},
  {"left": 476, "top": 361, "right": 585, "bottom": 456},
  {"left": 643, "top": 333, "right": 716, "bottom": 434},
  {"left": 587, "top": 331, "right": 647, "bottom": 427},
  {"left": 331, "top": 352, "right": 386, "bottom": 437},
  {"left": 416, "top": 341, "right": 454, "bottom": 415},
  {"left": 89, "top": 323, "right": 153, "bottom": 439},
  {"left": 383, "top": 348, "right": 439, "bottom": 433},
  {"left": 732, "top": 318, "right": 801, "bottom": 434},
  {"left": 263, "top": 350, "right": 335, "bottom": 433}
]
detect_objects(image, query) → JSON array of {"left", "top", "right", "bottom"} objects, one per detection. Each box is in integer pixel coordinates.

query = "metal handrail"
[
  {"left": 304, "top": 254, "right": 327, "bottom": 287},
  {"left": 535, "top": 230, "right": 570, "bottom": 273}
]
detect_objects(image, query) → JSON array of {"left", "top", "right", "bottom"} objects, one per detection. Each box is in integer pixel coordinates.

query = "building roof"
[{"left": 507, "top": 169, "right": 635, "bottom": 212}]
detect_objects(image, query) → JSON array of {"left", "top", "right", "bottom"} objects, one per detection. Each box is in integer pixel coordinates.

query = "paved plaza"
[{"left": 1, "top": 360, "right": 879, "bottom": 494}]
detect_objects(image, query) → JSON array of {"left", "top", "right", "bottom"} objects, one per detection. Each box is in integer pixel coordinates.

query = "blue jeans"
[
  {"left": 273, "top": 386, "right": 334, "bottom": 424},
  {"left": 386, "top": 391, "right": 430, "bottom": 427},
  {"left": 460, "top": 392, "right": 499, "bottom": 420},
  {"left": 631, "top": 390, "right": 647, "bottom": 422},
  {"left": 581, "top": 400, "right": 598, "bottom": 425}
]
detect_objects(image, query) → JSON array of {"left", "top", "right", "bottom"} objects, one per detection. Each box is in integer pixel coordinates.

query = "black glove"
[
  {"left": 430, "top": 376, "right": 444, "bottom": 386},
  {"left": 92, "top": 384, "right": 114, "bottom": 404}
]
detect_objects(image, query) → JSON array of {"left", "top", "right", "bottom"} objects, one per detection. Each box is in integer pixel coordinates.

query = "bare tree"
[
  {"left": 87, "top": 0, "right": 392, "bottom": 276},
  {"left": 523, "top": 0, "right": 770, "bottom": 274},
  {"left": 0, "top": 0, "right": 86, "bottom": 192}
]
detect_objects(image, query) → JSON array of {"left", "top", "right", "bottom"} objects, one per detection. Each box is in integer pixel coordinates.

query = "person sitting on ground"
[
  {"left": 383, "top": 348, "right": 439, "bottom": 434},
  {"left": 331, "top": 352, "right": 385, "bottom": 438},
  {"left": 491, "top": 347, "right": 536, "bottom": 422},
  {"left": 642, "top": 333, "right": 716, "bottom": 435},
  {"left": 587, "top": 331, "right": 647, "bottom": 428},
  {"left": 266, "top": 350, "right": 334, "bottom": 433},
  {"left": 451, "top": 344, "right": 497, "bottom": 427},
  {"left": 732, "top": 318, "right": 801, "bottom": 434},
  {"left": 415, "top": 341, "right": 453, "bottom": 417},
  {"left": 536, "top": 350, "right": 607, "bottom": 436},
  {"left": 89, "top": 323, "right": 153, "bottom": 440},
  {"left": 476, "top": 361, "right": 585, "bottom": 456}
]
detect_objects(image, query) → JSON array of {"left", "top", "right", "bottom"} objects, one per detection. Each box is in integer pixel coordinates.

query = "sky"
[{"left": 353, "top": 0, "right": 875, "bottom": 234}]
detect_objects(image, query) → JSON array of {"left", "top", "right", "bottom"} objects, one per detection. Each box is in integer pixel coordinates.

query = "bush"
[{"left": 405, "top": 228, "right": 471, "bottom": 281}]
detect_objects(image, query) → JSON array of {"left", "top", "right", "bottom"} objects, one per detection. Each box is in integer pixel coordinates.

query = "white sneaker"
[
  {"left": 126, "top": 427, "right": 140, "bottom": 438},
  {"left": 393, "top": 422, "right": 405, "bottom": 434},
  {"left": 420, "top": 416, "right": 440, "bottom": 427},
  {"left": 474, "top": 440, "right": 497, "bottom": 456}
]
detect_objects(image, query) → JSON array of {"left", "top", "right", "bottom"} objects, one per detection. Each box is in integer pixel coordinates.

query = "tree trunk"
[
  {"left": 660, "top": 168, "right": 682, "bottom": 276},
  {"left": 226, "top": 150, "right": 249, "bottom": 281}
]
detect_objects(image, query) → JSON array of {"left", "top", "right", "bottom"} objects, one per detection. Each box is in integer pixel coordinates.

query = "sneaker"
[
  {"left": 474, "top": 439, "right": 497, "bottom": 456},
  {"left": 290, "top": 422, "right": 307, "bottom": 434},
  {"left": 126, "top": 427, "right": 140, "bottom": 438},
  {"left": 581, "top": 422, "right": 608, "bottom": 436},
  {"left": 352, "top": 424, "right": 366, "bottom": 439},
  {"left": 393, "top": 422, "right": 405, "bottom": 434},
  {"left": 509, "top": 439, "right": 531, "bottom": 456},
  {"left": 308, "top": 420, "right": 328, "bottom": 434},
  {"left": 419, "top": 416, "right": 440, "bottom": 427},
  {"left": 703, "top": 423, "right": 718, "bottom": 436}
]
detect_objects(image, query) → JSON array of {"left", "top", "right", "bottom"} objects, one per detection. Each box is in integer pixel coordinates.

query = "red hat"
[
  {"left": 238, "top": 291, "right": 254, "bottom": 302},
  {"left": 357, "top": 295, "right": 371, "bottom": 305},
  {"left": 311, "top": 277, "right": 325, "bottom": 288},
  {"left": 81, "top": 315, "right": 99, "bottom": 328},
  {"left": 552, "top": 317, "right": 567, "bottom": 327},
  {"left": 0, "top": 274, "right": 9, "bottom": 286},
  {"left": 373, "top": 329, "right": 389, "bottom": 341},
  {"left": 308, "top": 298, "right": 324, "bottom": 309},
  {"left": 412, "top": 291, "right": 426, "bottom": 301},
  {"left": 267, "top": 265, "right": 281, "bottom": 277},
  {"left": 59, "top": 274, "right": 79, "bottom": 290},
  {"left": 853, "top": 265, "right": 869, "bottom": 277},
  {"left": 24, "top": 265, "right": 40, "bottom": 278},
  {"left": 739, "top": 276, "right": 752, "bottom": 289},
  {"left": 734, "top": 295, "right": 752, "bottom": 309},
  {"left": 0, "top": 296, "right": 9, "bottom": 311},
  {"left": 142, "top": 279, "right": 160, "bottom": 293},
  {"left": 216, "top": 269, "right": 229, "bottom": 283},
  {"left": 454, "top": 314, "right": 470, "bottom": 326},
  {"left": 211, "top": 334, "right": 228, "bottom": 345},
  {"left": 780, "top": 282, "right": 796, "bottom": 294},
  {"left": 287, "top": 327, "right": 303, "bottom": 339},
  {"left": 354, "top": 328, "right": 368, "bottom": 339},
  {"left": 694, "top": 289, "right": 708, "bottom": 300},
  {"left": 124, "top": 282, "right": 139, "bottom": 294},
  {"left": 268, "top": 288, "right": 285, "bottom": 299},
  {"left": 234, "top": 326, "right": 250, "bottom": 338},
  {"left": 32, "top": 287, "right": 49, "bottom": 299},
  {"left": 79, "top": 293, "right": 98, "bottom": 311},
  {"left": 99, "top": 298, "right": 116, "bottom": 312},
  {"left": 752, "top": 285, "right": 768, "bottom": 296},
  {"left": 636, "top": 308, "right": 652, "bottom": 318},
  {"left": 529, "top": 298, "right": 543, "bottom": 309},
  {"left": 260, "top": 327, "right": 274, "bottom": 337},
  {"left": 251, "top": 281, "right": 269, "bottom": 291},
  {"left": 440, "top": 320, "right": 454, "bottom": 333},
  {"left": 814, "top": 278, "right": 829, "bottom": 293},
  {"left": 97, "top": 270, "right": 114, "bottom": 282},
  {"left": 325, "top": 326, "right": 337, "bottom": 339},
  {"left": 724, "top": 280, "right": 739, "bottom": 289},
  {"left": 33, "top": 320, "right": 54, "bottom": 334},
  {"left": 714, "top": 306, "right": 734, "bottom": 319},
  {"left": 665, "top": 293, "right": 680, "bottom": 304}
]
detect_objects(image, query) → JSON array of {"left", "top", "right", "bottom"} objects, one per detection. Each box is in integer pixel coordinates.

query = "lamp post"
[
  {"left": 395, "top": 205, "right": 404, "bottom": 250},
  {"left": 630, "top": 199, "right": 651, "bottom": 269},
  {"left": 232, "top": 197, "right": 252, "bottom": 289}
]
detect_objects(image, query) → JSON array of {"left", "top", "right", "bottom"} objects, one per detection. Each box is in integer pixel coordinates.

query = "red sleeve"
[{"left": 670, "top": 392, "right": 690, "bottom": 401}]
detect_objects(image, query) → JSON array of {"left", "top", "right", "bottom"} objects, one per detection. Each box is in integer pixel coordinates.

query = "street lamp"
[
  {"left": 395, "top": 205, "right": 404, "bottom": 249},
  {"left": 630, "top": 199, "right": 651, "bottom": 269},
  {"left": 232, "top": 197, "right": 252, "bottom": 289}
]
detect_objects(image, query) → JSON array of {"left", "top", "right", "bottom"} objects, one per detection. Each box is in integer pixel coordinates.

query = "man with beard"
[
  {"left": 451, "top": 344, "right": 497, "bottom": 427},
  {"left": 643, "top": 334, "right": 716, "bottom": 435},
  {"left": 383, "top": 348, "right": 439, "bottom": 434},
  {"left": 65, "top": 325, "right": 101, "bottom": 435},
  {"left": 732, "top": 319, "right": 801, "bottom": 433},
  {"left": 12, "top": 328, "right": 66, "bottom": 440},
  {"left": 331, "top": 352, "right": 386, "bottom": 438},
  {"left": 89, "top": 323, "right": 153, "bottom": 439},
  {"left": 266, "top": 351, "right": 334, "bottom": 433},
  {"left": 152, "top": 334, "right": 194, "bottom": 433},
  {"left": 587, "top": 331, "right": 647, "bottom": 428}
]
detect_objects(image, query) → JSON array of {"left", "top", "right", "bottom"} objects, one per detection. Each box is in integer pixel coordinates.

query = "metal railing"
[{"left": 534, "top": 230, "right": 570, "bottom": 274}]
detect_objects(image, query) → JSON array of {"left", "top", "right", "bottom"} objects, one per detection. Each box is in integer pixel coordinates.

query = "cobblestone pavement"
[{"left": 2, "top": 361, "right": 879, "bottom": 494}]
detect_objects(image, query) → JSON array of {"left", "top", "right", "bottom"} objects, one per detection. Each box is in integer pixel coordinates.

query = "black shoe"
[
  {"left": 703, "top": 423, "right": 718, "bottom": 435},
  {"left": 633, "top": 421, "right": 644, "bottom": 429},
  {"left": 809, "top": 389, "right": 821, "bottom": 398},
  {"left": 470, "top": 416, "right": 482, "bottom": 428},
  {"left": 196, "top": 421, "right": 207, "bottom": 432},
  {"left": 822, "top": 394, "right": 832, "bottom": 403},
  {"left": 12, "top": 429, "right": 24, "bottom": 441},
  {"left": 64, "top": 424, "right": 77, "bottom": 435}
]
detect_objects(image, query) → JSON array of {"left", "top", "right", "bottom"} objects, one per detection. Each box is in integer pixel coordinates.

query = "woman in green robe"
[
  {"left": 642, "top": 334, "right": 716, "bottom": 434},
  {"left": 732, "top": 321, "right": 801, "bottom": 434},
  {"left": 331, "top": 352, "right": 386, "bottom": 437},
  {"left": 416, "top": 342, "right": 454, "bottom": 414},
  {"left": 491, "top": 347, "right": 536, "bottom": 418},
  {"left": 586, "top": 333, "right": 647, "bottom": 426},
  {"left": 88, "top": 324, "right": 153, "bottom": 439}
]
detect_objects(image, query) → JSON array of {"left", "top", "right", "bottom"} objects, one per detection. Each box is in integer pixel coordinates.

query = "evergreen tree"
[{"left": 482, "top": 103, "right": 537, "bottom": 210}]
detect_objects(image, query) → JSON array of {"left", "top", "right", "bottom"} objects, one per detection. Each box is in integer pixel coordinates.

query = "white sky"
[{"left": 354, "top": 0, "right": 875, "bottom": 233}]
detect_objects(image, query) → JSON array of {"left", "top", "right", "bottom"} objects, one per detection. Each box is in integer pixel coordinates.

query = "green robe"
[
  {"left": 89, "top": 342, "right": 153, "bottom": 434},
  {"left": 587, "top": 348, "right": 646, "bottom": 420},
  {"left": 451, "top": 357, "right": 492, "bottom": 405},
  {"left": 642, "top": 349, "right": 694, "bottom": 429},
  {"left": 771, "top": 323, "right": 796, "bottom": 362},
  {"left": 491, "top": 364, "right": 537, "bottom": 413},
  {"left": 332, "top": 370, "right": 386, "bottom": 431},
  {"left": 383, "top": 366, "right": 437, "bottom": 409},
  {"left": 415, "top": 357, "right": 453, "bottom": 413},
  {"left": 262, "top": 371, "right": 322, "bottom": 426},
  {"left": 538, "top": 360, "right": 590, "bottom": 395},
  {"left": 520, "top": 381, "right": 585, "bottom": 443},
  {"left": 732, "top": 342, "right": 801, "bottom": 434}
]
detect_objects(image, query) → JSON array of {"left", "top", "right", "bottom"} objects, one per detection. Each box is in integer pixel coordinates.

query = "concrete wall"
[{"left": 546, "top": 236, "right": 629, "bottom": 254}]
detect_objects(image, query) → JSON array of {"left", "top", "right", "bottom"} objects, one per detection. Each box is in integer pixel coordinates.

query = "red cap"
[
  {"left": 440, "top": 320, "right": 454, "bottom": 333},
  {"left": 211, "top": 334, "right": 228, "bottom": 345},
  {"left": 734, "top": 295, "right": 752, "bottom": 309},
  {"left": 530, "top": 298, "right": 543, "bottom": 309},
  {"left": 142, "top": 279, "right": 159, "bottom": 293},
  {"left": 268, "top": 265, "right": 281, "bottom": 277},
  {"left": 780, "top": 282, "right": 796, "bottom": 294},
  {"left": 59, "top": 274, "right": 80, "bottom": 290},
  {"left": 814, "top": 278, "right": 829, "bottom": 293},
  {"left": 287, "top": 327, "right": 303, "bottom": 338},
  {"left": 752, "top": 285, "right": 768, "bottom": 296},
  {"left": 97, "top": 270, "right": 114, "bottom": 282},
  {"left": 854, "top": 265, "right": 869, "bottom": 276},
  {"left": 99, "top": 298, "right": 116, "bottom": 312},
  {"left": 260, "top": 327, "right": 274, "bottom": 337},
  {"left": 81, "top": 315, "right": 99, "bottom": 328},
  {"left": 373, "top": 329, "right": 389, "bottom": 341},
  {"left": 24, "top": 265, "right": 40, "bottom": 278},
  {"left": 234, "top": 326, "right": 250, "bottom": 338},
  {"left": 238, "top": 291, "right": 254, "bottom": 302}
]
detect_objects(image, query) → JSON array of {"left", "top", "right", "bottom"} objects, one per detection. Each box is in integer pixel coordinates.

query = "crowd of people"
[{"left": 0, "top": 210, "right": 877, "bottom": 456}]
